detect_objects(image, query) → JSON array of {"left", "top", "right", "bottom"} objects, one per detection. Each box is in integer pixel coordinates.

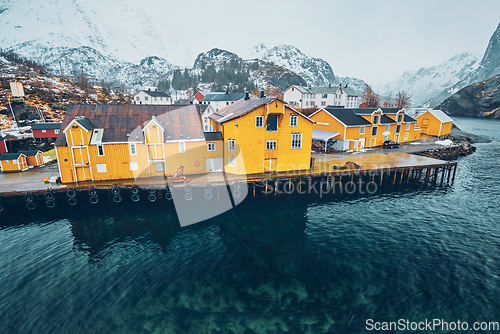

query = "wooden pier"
[{"left": 0, "top": 152, "right": 458, "bottom": 213}]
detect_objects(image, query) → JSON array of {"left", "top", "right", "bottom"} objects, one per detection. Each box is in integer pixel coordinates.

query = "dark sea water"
[{"left": 1, "top": 117, "right": 499, "bottom": 334}]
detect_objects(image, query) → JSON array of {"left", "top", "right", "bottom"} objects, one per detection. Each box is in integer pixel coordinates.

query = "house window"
[
  {"left": 404, "top": 133, "right": 409, "bottom": 140},
  {"left": 129, "top": 143, "right": 137, "bottom": 155},
  {"left": 226, "top": 102, "right": 229, "bottom": 105},
  {"left": 228, "top": 138, "right": 235, "bottom": 151},
  {"left": 385, "top": 125, "right": 390, "bottom": 132},
  {"left": 396, "top": 125, "right": 401, "bottom": 133},
  {"left": 322, "top": 94, "right": 328, "bottom": 98},
  {"left": 360, "top": 126, "right": 365, "bottom": 134},
  {"left": 5, "top": 160, "right": 9, "bottom": 164},
  {"left": 96, "top": 164, "right": 107, "bottom": 173},
  {"left": 154, "top": 97, "right": 157, "bottom": 101},
  {"left": 406, "top": 123, "right": 411, "bottom": 130},
  {"left": 204, "top": 125, "right": 209, "bottom": 131},
  {"left": 266, "top": 115, "right": 278, "bottom": 132},
  {"left": 255, "top": 115, "right": 264, "bottom": 127},
  {"left": 373, "top": 115, "right": 379, "bottom": 124},
  {"left": 372, "top": 126, "right": 378, "bottom": 136},
  {"left": 305, "top": 102, "right": 309, "bottom": 106},
  {"left": 397, "top": 114, "right": 403, "bottom": 122},
  {"left": 266, "top": 139, "right": 277, "bottom": 150},
  {"left": 310, "top": 101, "right": 315, "bottom": 106},
  {"left": 136, "top": 96, "right": 140, "bottom": 100},
  {"left": 321, "top": 101, "right": 326, "bottom": 106},
  {"left": 311, "top": 94, "right": 316, "bottom": 98},
  {"left": 290, "top": 114, "right": 298, "bottom": 127},
  {"left": 228, "top": 156, "right": 235, "bottom": 167},
  {"left": 207, "top": 142, "right": 216, "bottom": 151},
  {"left": 55, "top": 129, "right": 60, "bottom": 134},
  {"left": 291, "top": 133, "right": 302, "bottom": 149},
  {"left": 13, "top": 160, "right": 17, "bottom": 164},
  {"left": 145, "top": 96, "right": 148, "bottom": 101},
  {"left": 160, "top": 97, "right": 163, "bottom": 101},
  {"left": 42, "top": 130, "right": 46, "bottom": 133},
  {"left": 204, "top": 117, "right": 208, "bottom": 123},
  {"left": 97, "top": 145, "right": 104, "bottom": 156},
  {"left": 129, "top": 162, "right": 138, "bottom": 171},
  {"left": 179, "top": 142, "right": 186, "bottom": 153}
]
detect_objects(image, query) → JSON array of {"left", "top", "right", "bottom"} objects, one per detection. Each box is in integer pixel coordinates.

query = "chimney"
[
  {"left": 244, "top": 92, "right": 250, "bottom": 100},
  {"left": 260, "top": 90, "right": 265, "bottom": 98},
  {"left": 329, "top": 83, "right": 331, "bottom": 88}
]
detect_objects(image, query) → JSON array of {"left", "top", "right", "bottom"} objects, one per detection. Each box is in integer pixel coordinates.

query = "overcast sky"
[{"left": 153, "top": 0, "right": 500, "bottom": 85}]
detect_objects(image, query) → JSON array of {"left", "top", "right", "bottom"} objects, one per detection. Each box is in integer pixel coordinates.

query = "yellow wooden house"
[
  {"left": 20, "top": 150, "right": 44, "bottom": 167},
  {"left": 414, "top": 109, "right": 453, "bottom": 137},
  {"left": 309, "top": 108, "right": 372, "bottom": 151},
  {"left": 55, "top": 104, "right": 223, "bottom": 183},
  {"left": 209, "top": 96, "right": 314, "bottom": 174},
  {"left": 0, "top": 153, "right": 28, "bottom": 172},
  {"left": 379, "top": 108, "right": 419, "bottom": 143}
]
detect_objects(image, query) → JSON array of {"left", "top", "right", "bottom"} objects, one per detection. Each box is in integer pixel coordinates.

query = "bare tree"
[
  {"left": 382, "top": 94, "right": 393, "bottom": 108},
  {"left": 361, "top": 85, "right": 380, "bottom": 107},
  {"left": 395, "top": 91, "right": 411, "bottom": 108}
]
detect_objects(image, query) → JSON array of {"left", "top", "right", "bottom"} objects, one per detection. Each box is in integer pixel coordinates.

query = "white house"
[
  {"left": 200, "top": 92, "right": 246, "bottom": 112},
  {"left": 283, "top": 85, "right": 359, "bottom": 109},
  {"left": 134, "top": 89, "right": 171, "bottom": 105},
  {"left": 200, "top": 104, "right": 217, "bottom": 132}
]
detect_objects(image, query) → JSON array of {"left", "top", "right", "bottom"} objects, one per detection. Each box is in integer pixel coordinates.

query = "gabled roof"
[
  {"left": 73, "top": 117, "right": 94, "bottom": 132},
  {"left": 56, "top": 104, "right": 204, "bottom": 146},
  {"left": 19, "top": 150, "right": 42, "bottom": 156},
  {"left": 429, "top": 109, "right": 453, "bottom": 123},
  {"left": 0, "top": 136, "right": 4, "bottom": 141},
  {"left": 323, "top": 108, "right": 373, "bottom": 127},
  {"left": 287, "top": 85, "right": 359, "bottom": 96},
  {"left": 210, "top": 97, "right": 275, "bottom": 123},
  {"left": 201, "top": 93, "right": 245, "bottom": 102},
  {"left": 403, "top": 114, "right": 418, "bottom": 123},
  {"left": 173, "top": 98, "right": 194, "bottom": 105},
  {"left": 341, "top": 86, "right": 358, "bottom": 96},
  {"left": 138, "top": 90, "right": 170, "bottom": 98},
  {"left": 380, "top": 115, "right": 397, "bottom": 124},
  {"left": 312, "top": 130, "right": 340, "bottom": 141},
  {"left": 0, "top": 153, "right": 25, "bottom": 160},
  {"left": 204, "top": 132, "right": 223, "bottom": 141},
  {"left": 31, "top": 122, "right": 62, "bottom": 130},
  {"left": 352, "top": 108, "right": 381, "bottom": 115},
  {"left": 381, "top": 107, "right": 404, "bottom": 114},
  {"left": 309, "top": 86, "right": 341, "bottom": 94}
]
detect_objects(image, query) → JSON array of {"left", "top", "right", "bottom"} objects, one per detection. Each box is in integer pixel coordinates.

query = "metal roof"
[
  {"left": 429, "top": 109, "right": 453, "bottom": 123},
  {"left": 312, "top": 130, "right": 340, "bottom": 141},
  {"left": 201, "top": 93, "right": 245, "bottom": 102},
  {"left": 56, "top": 104, "right": 204, "bottom": 146},
  {"left": 352, "top": 108, "right": 380, "bottom": 115},
  {"left": 324, "top": 108, "right": 373, "bottom": 127},
  {"left": 403, "top": 114, "right": 418, "bottom": 123},
  {"left": 380, "top": 115, "right": 397, "bottom": 124},
  {"left": 210, "top": 97, "right": 276, "bottom": 124},
  {"left": 0, "top": 153, "right": 25, "bottom": 160},
  {"left": 31, "top": 122, "right": 62, "bottom": 130},
  {"left": 19, "top": 150, "right": 42, "bottom": 156},
  {"left": 139, "top": 90, "right": 170, "bottom": 98},
  {"left": 204, "top": 132, "right": 223, "bottom": 141}
]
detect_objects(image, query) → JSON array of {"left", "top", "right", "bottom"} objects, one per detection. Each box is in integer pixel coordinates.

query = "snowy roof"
[
  {"left": 429, "top": 109, "right": 453, "bottom": 123},
  {"left": 312, "top": 130, "right": 340, "bottom": 141},
  {"left": 201, "top": 93, "right": 245, "bottom": 102}
]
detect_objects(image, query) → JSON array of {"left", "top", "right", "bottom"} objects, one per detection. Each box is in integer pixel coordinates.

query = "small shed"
[
  {"left": 0, "top": 153, "right": 28, "bottom": 172},
  {"left": 0, "top": 135, "right": 7, "bottom": 154},
  {"left": 415, "top": 109, "right": 453, "bottom": 137},
  {"left": 19, "top": 150, "right": 44, "bottom": 167},
  {"left": 31, "top": 122, "right": 62, "bottom": 140}
]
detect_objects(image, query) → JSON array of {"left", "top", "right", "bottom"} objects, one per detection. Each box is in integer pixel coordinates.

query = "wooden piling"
[{"left": 452, "top": 164, "right": 457, "bottom": 183}]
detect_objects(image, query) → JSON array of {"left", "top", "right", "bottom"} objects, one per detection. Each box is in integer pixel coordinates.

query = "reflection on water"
[{"left": 1, "top": 116, "right": 500, "bottom": 333}]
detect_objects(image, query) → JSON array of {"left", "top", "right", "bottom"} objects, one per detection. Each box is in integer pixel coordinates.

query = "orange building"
[
  {"left": 210, "top": 96, "right": 314, "bottom": 174},
  {"left": 20, "top": 150, "right": 44, "bottom": 167},
  {"left": 413, "top": 109, "right": 453, "bottom": 137},
  {"left": 55, "top": 104, "right": 223, "bottom": 183},
  {"left": 0, "top": 153, "right": 28, "bottom": 172}
]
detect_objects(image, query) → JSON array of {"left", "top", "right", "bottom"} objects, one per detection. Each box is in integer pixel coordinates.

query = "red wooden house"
[
  {"left": 0, "top": 135, "right": 7, "bottom": 154},
  {"left": 31, "top": 122, "right": 62, "bottom": 141}
]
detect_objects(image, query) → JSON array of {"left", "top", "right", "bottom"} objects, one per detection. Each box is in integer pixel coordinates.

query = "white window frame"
[
  {"left": 96, "top": 164, "right": 107, "bottom": 173},
  {"left": 373, "top": 115, "right": 379, "bottom": 124},
  {"left": 321, "top": 101, "right": 326, "bottom": 106},
  {"left": 397, "top": 114, "right": 403, "bottom": 123},
  {"left": 255, "top": 116, "right": 264, "bottom": 128},
  {"left": 290, "top": 115, "right": 298, "bottom": 127},
  {"left": 228, "top": 156, "right": 235, "bottom": 167},
  {"left": 97, "top": 144, "right": 105, "bottom": 157},
  {"left": 207, "top": 142, "right": 216, "bottom": 151},
  {"left": 129, "top": 162, "right": 138, "bottom": 171},
  {"left": 129, "top": 143, "right": 137, "bottom": 155},
  {"left": 228, "top": 138, "right": 235, "bottom": 151},
  {"left": 385, "top": 125, "right": 390, "bottom": 132},
  {"left": 266, "top": 139, "right": 277, "bottom": 150},
  {"left": 54, "top": 129, "right": 60, "bottom": 134},
  {"left": 41, "top": 129, "right": 46, "bottom": 133},
  {"left": 404, "top": 133, "right": 409, "bottom": 140},
  {"left": 406, "top": 123, "right": 411, "bottom": 130},
  {"left": 179, "top": 142, "right": 186, "bottom": 153},
  {"left": 372, "top": 126, "right": 378, "bottom": 136},
  {"left": 360, "top": 126, "right": 365, "bottom": 135},
  {"left": 291, "top": 133, "right": 302, "bottom": 149},
  {"left": 12, "top": 160, "right": 17, "bottom": 165},
  {"left": 396, "top": 124, "right": 401, "bottom": 134}
]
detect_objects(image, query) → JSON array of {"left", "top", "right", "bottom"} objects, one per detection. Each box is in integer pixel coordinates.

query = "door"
[
  {"left": 75, "top": 166, "right": 91, "bottom": 181},
  {"left": 206, "top": 158, "right": 223, "bottom": 172},
  {"left": 395, "top": 134, "right": 400, "bottom": 143},
  {"left": 72, "top": 147, "right": 89, "bottom": 165},
  {"left": 370, "top": 138, "right": 376, "bottom": 147},
  {"left": 264, "top": 158, "right": 277, "bottom": 173}
]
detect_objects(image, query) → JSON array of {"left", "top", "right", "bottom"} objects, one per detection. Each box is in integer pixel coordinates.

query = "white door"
[{"left": 206, "top": 158, "right": 223, "bottom": 172}]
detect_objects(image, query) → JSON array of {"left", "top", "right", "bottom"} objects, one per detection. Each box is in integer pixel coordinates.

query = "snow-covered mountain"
[
  {"left": 375, "top": 53, "right": 480, "bottom": 106},
  {"left": 0, "top": 0, "right": 191, "bottom": 66},
  {"left": 377, "top": 22, "right": 500, "bottom": 107}
]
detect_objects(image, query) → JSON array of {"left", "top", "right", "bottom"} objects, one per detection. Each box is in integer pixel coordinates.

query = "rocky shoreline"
[{"left": 413, "top": 142, "right": 477, "bottom": 160}]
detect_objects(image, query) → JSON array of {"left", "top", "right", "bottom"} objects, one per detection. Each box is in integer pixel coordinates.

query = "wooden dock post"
[
  {"left": 400, "top": 169, "right": 404, "bottom": 183},
  {"left": 380, "top": 171, "right": 383, "bottom": 186},
  {"left": 433, "top": 167, "right": 439, "bottom": 183},
  {"left": 440, "top": 167, "right": 445, "bottom": 185},
  {"left": 253, "top": 182, "right": 256, "bottom": 197},
  {"left": 425, "top": 168, "right": 431, "bottom": 184},
  {"left": 452, "top": 164, "right": 457, "bottom": 183},
  {"left": 393, "top": 170, "right": 397, "bottom": 184},
  {"left": 447, "top": 166, "right": 452, "bottom": 183},
  {"left": 265, "top": 179, "right": 268, "bottom": 196}
]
